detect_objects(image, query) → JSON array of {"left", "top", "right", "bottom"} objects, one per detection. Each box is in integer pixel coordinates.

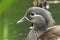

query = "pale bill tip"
[
  {"left": 17, "top": 19, "right": 24, "bottom": 24},
  {"left": 17, "top": 21, "right": 20, "bottom": 24}
]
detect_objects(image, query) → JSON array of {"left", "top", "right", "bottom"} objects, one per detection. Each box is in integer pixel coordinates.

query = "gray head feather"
[{"left": 25, "top": 7, "right": 55, "bottom": 27}]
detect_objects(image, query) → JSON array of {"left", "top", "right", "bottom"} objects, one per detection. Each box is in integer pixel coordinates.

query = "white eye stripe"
[
  {"left": 30, "top": 14, "right": 42, "bottom": 18},
  {"left": 30, "top": 12, "right": 43, "bottom": 18},
  {"left": 30, "top": 12, "right": 36, "bottom": 16}
]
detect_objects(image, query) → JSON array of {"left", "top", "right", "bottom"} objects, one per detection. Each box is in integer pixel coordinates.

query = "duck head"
[{"left": 17, "top": 7, "right": 55, "bottom": 27}]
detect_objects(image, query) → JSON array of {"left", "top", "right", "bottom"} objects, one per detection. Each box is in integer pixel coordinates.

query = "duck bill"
[{"left": 17, "top": 17, "right": 27, "bottom": 24}]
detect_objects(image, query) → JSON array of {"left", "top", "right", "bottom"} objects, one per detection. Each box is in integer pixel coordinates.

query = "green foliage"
[
  {"left": 0, "top": 0, "right": 33, "bottom": 40},
  {"left": 0, "top": 0, "right": 60, "bottom": 40}
]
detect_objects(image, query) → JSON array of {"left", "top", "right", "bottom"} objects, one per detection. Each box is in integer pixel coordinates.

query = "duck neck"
[{"left": 33, "top": 22, "right": 47, "bottom": 32}]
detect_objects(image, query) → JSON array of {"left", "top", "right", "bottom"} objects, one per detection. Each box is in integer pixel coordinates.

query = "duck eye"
[
  {"left": 30, "top": 13, "right": 34, "bottom": 16},
  {"left": 30, "top": 12, "right": 36, "bottom": 16}
]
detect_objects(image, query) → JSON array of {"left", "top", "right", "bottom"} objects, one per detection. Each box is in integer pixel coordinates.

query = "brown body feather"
[{"left": 40, "top": 25, "right": 60, "bottom": 40}]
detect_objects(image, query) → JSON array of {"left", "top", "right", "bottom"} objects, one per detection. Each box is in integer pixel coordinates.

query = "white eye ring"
[{"left": 30, "top": 12, "right": 36, "bottom": 17}]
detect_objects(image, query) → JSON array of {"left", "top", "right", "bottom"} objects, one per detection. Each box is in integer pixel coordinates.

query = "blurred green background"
[{"left": 0, "top": 0, "right": 60, "bottom": 40}]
